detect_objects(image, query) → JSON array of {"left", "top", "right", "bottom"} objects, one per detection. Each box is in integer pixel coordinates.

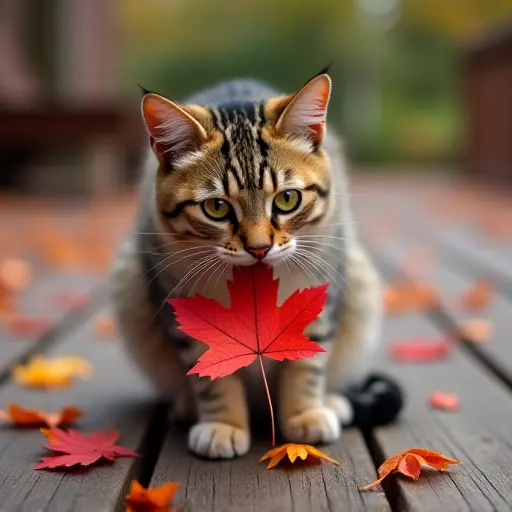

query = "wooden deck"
[{"left": 1, "top": 176, "right": 512, "bottom": 511}]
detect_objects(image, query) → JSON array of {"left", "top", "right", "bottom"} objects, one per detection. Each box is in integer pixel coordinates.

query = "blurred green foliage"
[{"left": 119, "top": 0, "right": 512, "bottom": 165}]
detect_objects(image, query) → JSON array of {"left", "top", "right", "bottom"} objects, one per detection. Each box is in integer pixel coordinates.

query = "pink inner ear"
[
  {"left": 142, "top": 94, "right": 207, "bottom": 156},
  {"left": 276, "top": 74, "right": 332, "bottom": 143}
]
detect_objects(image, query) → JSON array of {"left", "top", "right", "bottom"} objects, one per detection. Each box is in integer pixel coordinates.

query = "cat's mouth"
[{"left": 217, "top": 243, "right": 295, "bottom": 267}]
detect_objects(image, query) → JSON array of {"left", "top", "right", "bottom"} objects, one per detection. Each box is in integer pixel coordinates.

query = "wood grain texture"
[
  {"left": 0, "top": 273, "right": 100, "bottom": 377},
  {"left": 372, "top": 302, "right": 512, "bottom": 511},
  {"left": 375, "top": 220, "right": 512, "bottom": 385},
  {"left": 150, "top": 426, "right": 390, "bottom": 512},
  {"left": 0, "top": 310, "right": 156, "bottom": 512}
]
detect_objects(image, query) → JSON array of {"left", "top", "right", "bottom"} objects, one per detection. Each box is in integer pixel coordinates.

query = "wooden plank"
[
  {"left": 0, "top": 273, "right": 101, "bottom": 377},
  {"left": 372, "top": 313, "right": 512, "bottom": 511},
  {"left": 375, "top": 220, "right": 512, "bottom": 385},
  {"left": 0, "top": 309, "right": 156, "bottom": 512},
  {"left": 151, "top": 427, "right": 390, "bottom": 512}
]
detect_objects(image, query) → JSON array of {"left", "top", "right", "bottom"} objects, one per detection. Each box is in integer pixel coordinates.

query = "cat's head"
[{"left": 141, "top": 71, "right": 333, "bottom": 267}]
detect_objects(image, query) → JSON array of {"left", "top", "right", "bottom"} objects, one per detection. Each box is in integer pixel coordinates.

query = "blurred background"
[
  {"left": 0, "top": 0, "right": 511, "bottom": 286},
  {"left": 1, "top": 0, "right": 512, "bottom": 196}
]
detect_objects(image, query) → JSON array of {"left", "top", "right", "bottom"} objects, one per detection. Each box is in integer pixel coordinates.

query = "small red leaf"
[
  {"left": 389, "top": 337, "right": 452, "bottom": 362},
  {"left": 35, "top": 428, "right": 138, "bottom": 470},
  {"left": 429, "top": 391, "right": 459, "bottom": 411},
  {"left": 169, "top": 264, "right": 327, "bottom": 379}
]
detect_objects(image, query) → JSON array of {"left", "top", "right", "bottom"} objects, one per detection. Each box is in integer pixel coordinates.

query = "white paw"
[
  {"left": 189, "top": 422, "right": 250, "bottom": 459},
  {"left": 283, "top": 407, "right": 340, "bottom": 444}
]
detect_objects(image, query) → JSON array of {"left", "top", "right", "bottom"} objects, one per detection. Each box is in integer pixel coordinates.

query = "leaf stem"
[{"left": 258, "top": 354, "right": 275, "bottom": 447}]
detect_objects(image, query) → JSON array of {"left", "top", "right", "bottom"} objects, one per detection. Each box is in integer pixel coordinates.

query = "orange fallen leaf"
[
  {"left": 0, "top": 404, "right": 83, "bottom": 428},
  {"left": 259, "top": 443, "right": 339, "bottom": 469},
  {"left": 429, "top": 392, "right": 459, "bottom": 411},
  {"left": 94, "top": 315, "right": 118, "bottom": 339},
  {"left": 461, "top": 281, "right": 493, "bottom": 311},
  {"left": 384, "top": 282, "right": 439, "bottom": 314},
  {"left": 458, "top": 319, "right": 492, "bottom": 343},
  {"left": 125, "top": 480, "right": 182, "bottom": 512},
  {"left": 0, "top": 258, "right": 32, "bottom": 292},
  {"left": 361, "top": 448, "right": 461, "bottom": 490},
  {"left": 12, "top": 356, "right": 92, "bottom": 389}
]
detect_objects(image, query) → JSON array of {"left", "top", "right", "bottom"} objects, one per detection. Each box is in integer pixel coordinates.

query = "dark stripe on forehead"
[
  {"left": 217, "top": 100, "right": 257, "bottom": 123},
  {"left": 210, "top": 107, "right": 245, "bottom": 192},
  {"left": 270, "top": 168, "right": 278, "bottom": 192},
  {"left": 255, "top": 102, "right": 270, "bottom": 190}
]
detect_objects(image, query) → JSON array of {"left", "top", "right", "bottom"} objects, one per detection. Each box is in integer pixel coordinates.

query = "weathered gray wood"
[
  {"left": 375, "top": 222, "right": 512, "bottom": 386},
  {"left": 372, "top": 313, "right": 512, "bottom": 511},
  {"left": 0, "top": 309, "right": 156, "bottom": 512},
  {"left": 0, "top": 273, "right": 100, "bottom": 377},
  {"left": 151, "top": 426, "right": 390, "bottom": 512}
]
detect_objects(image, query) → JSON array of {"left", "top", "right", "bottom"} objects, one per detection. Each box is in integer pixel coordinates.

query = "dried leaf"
[
  {"left": 12, "top": 356, "right": 92, "bottom": 389},
  {"left": 36, "top": 427, "right": 139, "bottom": 469},
  {"left": 0, "top": 404, "right": 83, "bottom": 428},
  {"left": 429, "top": 392, "right": 459, "bottom": 411},
  {"left": 461, "top": 281, "right": 493, "bottom": 311},
  {"left": 170, "top": 264, "right": 327, "bottom": 379},
  {"left": 384, "top": 282, "right": 439, "bottom": 315},
  {"left": 94, "top": 315, "right": 118, "bottom": 339},
  {"left": 0, "top": 258, "right": 32, "bottom": 292},
  {"left": 458, "top": 319, "right": 492, "bottom": 343},
  {"left": 52, "top": 291, "right": 89, "bottom": 310},
  {"left": 389, "top": 337, "right": 452, "bottom": 362},
  {"left": 259, "top": 443, "right": 339, "bottom": 469},
  {"left": 125, "top": 480, "right": 182, "bottom": 512},
  {"left": 4, "top": 315, "right": 52, "bottom": 337},
  {"left": 361, "top": 447, "right": 461, "bottom": 490}
]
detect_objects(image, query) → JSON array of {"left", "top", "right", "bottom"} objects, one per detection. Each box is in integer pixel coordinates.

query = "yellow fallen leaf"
[
  {"left": 12, "top": 356, "right": 92, "bottom": 389},
  {"left": 259, "top": 443, "right": 339, "bottom": 469}
]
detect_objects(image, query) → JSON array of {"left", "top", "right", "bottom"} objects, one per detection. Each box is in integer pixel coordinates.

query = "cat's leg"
[
  {"left": 279, "top": 292, "right": 341, "bottom": 444},
  {"left": 111, "top": 238, "right": 195, "bottom": 421},
  {"left": 112, "top": 238, "right": 250, "bottom": 459},
  {"left": 176, "top": 340, "right": 250, "bottom": 459},
  {"left": 325, "top": 244, "right": 385, "bottom": 427}
]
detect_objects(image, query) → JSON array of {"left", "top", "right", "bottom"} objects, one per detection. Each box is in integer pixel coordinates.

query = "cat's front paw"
[
  {"left": 282, "top": 407, "right": 340, "bottom": 444},
  {"left": 189, "top": 422, "right": 250, "bottom": 459}
]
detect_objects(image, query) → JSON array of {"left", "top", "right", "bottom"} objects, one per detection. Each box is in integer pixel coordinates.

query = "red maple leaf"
[
  {"left": 169, "top": 264, "right": 328, "bottom": 379},
  {"left": 35, "top": 428, "right": 139, "bottom": 469}
]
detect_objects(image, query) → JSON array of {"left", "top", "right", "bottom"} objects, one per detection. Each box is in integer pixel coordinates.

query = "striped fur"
[{"left": 111, "top": 72, "right": 402, "bottom": 459}]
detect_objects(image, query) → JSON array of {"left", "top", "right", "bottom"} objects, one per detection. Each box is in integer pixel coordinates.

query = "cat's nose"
[{"left": 247, "top": 245, "right": 271, "bottom": 260}]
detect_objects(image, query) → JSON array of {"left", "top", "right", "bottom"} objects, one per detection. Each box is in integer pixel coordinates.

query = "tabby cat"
[{"left": 111, "top": 69, "right": 402, "bottom": 459}]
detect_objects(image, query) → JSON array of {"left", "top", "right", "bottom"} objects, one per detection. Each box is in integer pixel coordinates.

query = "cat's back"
[{"left": 184, "top": 78, "right": 279, "bottom": 106}]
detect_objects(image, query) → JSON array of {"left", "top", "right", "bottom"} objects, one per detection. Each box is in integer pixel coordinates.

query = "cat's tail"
[{"left": 326, "top": 373, "right": 403, "bottom": 429}]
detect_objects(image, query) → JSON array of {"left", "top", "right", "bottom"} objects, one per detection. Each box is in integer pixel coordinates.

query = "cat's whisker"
[
  {"left": 197, "top": 258, "right": 225, "bottom": 296},
  {"left": 289, "top": 253, "right": 319, "bottom": 285},
  {"left": 213, "top": 262, "right": 229, "bottom": 294},
  {"left": 175, "top": 255, "right": 218, "bottom": 298},
  {"left": 146, "top": 247, "right": 214, "bottom": 284},
  {"left": 294, "top": 248, "right": 347, "bottom": 293},
  {"left": 189, "top": 256, "right": 223, "bottom": 297},
  {"left": 291, "top": 253, "right": 329, "bottom": 288},
  {"left": 296, "top": 239, "right": 346, "bottom": 251},
  {"left": 151, "top": 254, "right": 216, "bottom": 323}
]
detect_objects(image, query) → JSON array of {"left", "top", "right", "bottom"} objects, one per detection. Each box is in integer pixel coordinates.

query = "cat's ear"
[
  {"left": 141, "top": 93, "right": 207, "bottom": 159},
  {"left": 275, "top": 73, "right": 331, "bottom": 144}
]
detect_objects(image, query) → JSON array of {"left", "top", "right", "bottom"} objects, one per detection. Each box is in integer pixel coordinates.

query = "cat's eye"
[
  {"left": 273, "top": 189, "right": 301, "bottom": 214},
  {"left": 202, "top": 198, "right": 232, "bottom": 221}
]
